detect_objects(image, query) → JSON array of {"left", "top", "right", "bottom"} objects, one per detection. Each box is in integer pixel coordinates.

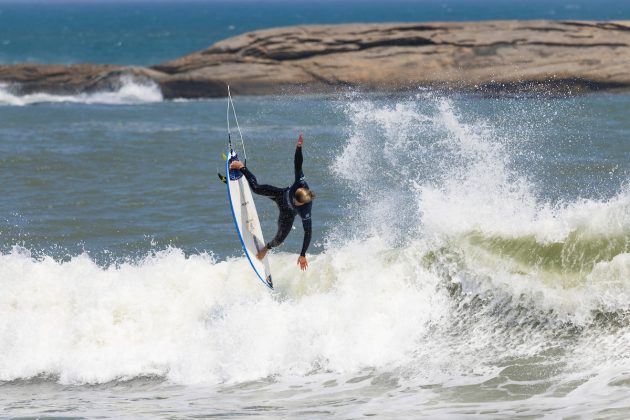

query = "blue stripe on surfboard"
[{"left": 225, "top": 149, "right": 273, "bottom": 289}]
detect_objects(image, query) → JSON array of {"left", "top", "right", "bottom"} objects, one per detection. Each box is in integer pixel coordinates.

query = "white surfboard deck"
[{"left": 226, "top": 149, "right": 273, "bottom": 289}]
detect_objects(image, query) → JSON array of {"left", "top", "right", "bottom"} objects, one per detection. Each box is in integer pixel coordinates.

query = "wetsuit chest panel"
[{"left": 299, "top": 202, "right": 312, "bottom": 221}]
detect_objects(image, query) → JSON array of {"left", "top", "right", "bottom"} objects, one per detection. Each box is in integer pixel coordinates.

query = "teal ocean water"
[
  {"left": 1, "top": 0, "right": 629, "bottom": 65},
  {"left": 1, "top": 1, "right": 630, "bottom": 418}
]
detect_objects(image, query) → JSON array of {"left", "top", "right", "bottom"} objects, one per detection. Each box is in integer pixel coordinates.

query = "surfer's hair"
[{"left": 295, "top": 188, "right": 315, "bottom": 204}]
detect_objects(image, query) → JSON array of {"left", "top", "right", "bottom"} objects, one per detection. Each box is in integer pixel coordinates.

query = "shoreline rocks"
[{"left": 1, "top": 20, "right": 629, "bottom": 98}]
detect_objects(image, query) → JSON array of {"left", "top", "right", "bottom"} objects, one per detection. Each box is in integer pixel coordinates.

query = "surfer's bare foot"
[
  {"left": 229, "top": 161, "right": 244, "bottom": 170},
  {"left": 257, "top": 246, "right": 268, "bottom": 260},
  {"left": 297, "top": 133, "right": 303, "bottom": 147}
]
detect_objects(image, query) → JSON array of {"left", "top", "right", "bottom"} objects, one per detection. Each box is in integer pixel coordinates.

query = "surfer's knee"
[{"left": 268, "top": 230, "right": 289, "bottom": 249}]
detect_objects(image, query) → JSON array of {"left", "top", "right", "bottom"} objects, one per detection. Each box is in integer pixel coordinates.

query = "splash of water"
[{"left": 333, "top": 93, "right": 630, "bottom": 318}]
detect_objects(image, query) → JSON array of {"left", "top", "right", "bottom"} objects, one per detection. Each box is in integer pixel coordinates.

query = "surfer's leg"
[
  {"left": 266, "top": 214, "right": 295, "bottom": 249},
  {"left": 242, "top": 168, "right": 283, "bottom": 198}
]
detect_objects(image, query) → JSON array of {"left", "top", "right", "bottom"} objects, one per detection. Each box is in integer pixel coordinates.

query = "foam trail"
[{"left": 0, "top": 76, "right": 163, "bottom": 106}]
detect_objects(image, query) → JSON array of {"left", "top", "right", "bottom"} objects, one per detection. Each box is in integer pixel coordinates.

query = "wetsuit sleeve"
[
  {"left": 300, "top": 218, "right": 312, "bottom": 257},
  {"left": 294, "top": 146, "right": 304, "bottom": 183},
  {"left": 299, "top": 204, "right": 312, "bottom": 256}
]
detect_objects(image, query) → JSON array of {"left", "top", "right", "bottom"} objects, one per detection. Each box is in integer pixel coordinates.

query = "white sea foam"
[
  {"left": 0, "top": 235, "right": 627, "bottom": 390},
  {"left": 0, "top": 76, "right": 163, "bottom": 106},
  {"left": 0, "top": 242, "right": 447, "bottom": 385}
]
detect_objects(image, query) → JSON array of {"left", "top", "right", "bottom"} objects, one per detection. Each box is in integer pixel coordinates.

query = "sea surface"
[
  {"left": 1, "top": 0, "right": 630, "bottom": 65},
  {"left": 1, "top": 1, "right": 630, "bottom": 418}
]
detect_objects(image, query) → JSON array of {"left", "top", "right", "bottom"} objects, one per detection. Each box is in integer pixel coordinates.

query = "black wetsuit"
[{"left": 239, "top": 146, "right": 312, "bottom": 256}]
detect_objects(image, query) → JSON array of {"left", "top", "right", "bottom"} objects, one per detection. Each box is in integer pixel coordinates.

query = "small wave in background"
[{"left": 0, "top": 76, "right": 163, "bottom": 106}]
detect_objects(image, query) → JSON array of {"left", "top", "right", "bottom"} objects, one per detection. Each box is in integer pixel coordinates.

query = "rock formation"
[{"left": 1, "top": 20, "right": 629, "bottom": 98}]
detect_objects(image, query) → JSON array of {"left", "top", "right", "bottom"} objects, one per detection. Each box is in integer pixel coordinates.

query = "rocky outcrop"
[{"left": 1, "top": 20, "right": 630, "bottom": 98}]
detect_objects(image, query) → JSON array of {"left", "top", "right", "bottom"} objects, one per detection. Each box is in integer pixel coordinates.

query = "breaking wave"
[{"left": 0, "top": 77, "right": 163, "bottom": 106}]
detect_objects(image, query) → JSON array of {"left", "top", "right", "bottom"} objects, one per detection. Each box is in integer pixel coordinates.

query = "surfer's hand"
[
  {"left": 297, "top": 255, "right": 308, "bottom": 271},
  {"left": 297, "top": 133, "right": 303, "bottom": 147},
  {"left": 229, "top": 161, "right": 244, "bottom": 170}
]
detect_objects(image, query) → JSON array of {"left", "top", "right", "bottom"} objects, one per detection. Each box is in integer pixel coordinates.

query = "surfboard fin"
[{"left": 218, "top": 172, "right": 227, "bottom": 184}]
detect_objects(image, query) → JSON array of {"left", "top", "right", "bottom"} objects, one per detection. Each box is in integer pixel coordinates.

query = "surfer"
[{"left": 229, "top": 134, "right": 314, "bottom": 271}]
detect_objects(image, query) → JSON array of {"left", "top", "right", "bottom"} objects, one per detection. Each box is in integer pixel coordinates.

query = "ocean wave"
[
  {"left": 0, "top": 76, "right": 163, "bottom": 106},
  {"left": 459, "top": 223, "right": 629, "bottom": 278},
  {"left": 428, "top": 191, "right": 630, "bottom": 292},
  {"left": 1, "top": 230, "right": 629, "bottom": 386}
]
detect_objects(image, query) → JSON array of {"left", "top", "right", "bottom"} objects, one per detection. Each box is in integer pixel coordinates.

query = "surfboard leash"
[{"left": 227, "top": 85, "right": 248, "bottom": 166}]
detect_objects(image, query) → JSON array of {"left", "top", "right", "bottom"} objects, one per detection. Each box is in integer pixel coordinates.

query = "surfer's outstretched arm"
[
  {"left": 298, "top": 218, "right": 312, "bottom": 271},
  {"left": 294, "top": 134, "right": 304, "bottom": 183},
  {"left": 300, "top": 218, "right": 311, "bottom": 257}
]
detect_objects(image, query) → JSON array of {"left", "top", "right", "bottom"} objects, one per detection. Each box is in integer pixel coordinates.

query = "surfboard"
[{"left": 225, "top": 149, "right": 273, "bottom": 289}]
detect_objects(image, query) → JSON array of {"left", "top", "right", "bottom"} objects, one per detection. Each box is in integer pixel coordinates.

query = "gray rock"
[{"left": 1, "top": 20, "right": 630, "bottom": 98}]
